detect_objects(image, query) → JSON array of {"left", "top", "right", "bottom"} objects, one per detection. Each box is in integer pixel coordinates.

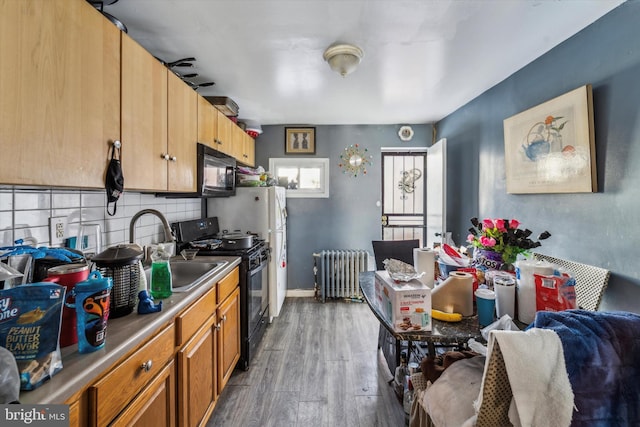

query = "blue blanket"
[{"left": 534, "top": 309, "right": 640, "bottom": 427}]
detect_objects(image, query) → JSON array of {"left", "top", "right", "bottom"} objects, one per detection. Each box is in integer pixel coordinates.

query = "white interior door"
[
  {"left": 426, "top": 138, "right": 447, "bottom": 248},
  {"left": 381, "top": 149, "right": 427, "bottom": 244}
]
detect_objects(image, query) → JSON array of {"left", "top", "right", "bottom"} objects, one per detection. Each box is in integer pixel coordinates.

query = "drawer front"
[
  {"left": 217, "top": 267, "right": 239, "bottom": 304},
  {"left": 89, "top": 323, "right": 175, "bottom": 426},
  {"left": 175, "top": 285, "right": 216, "bottom": 347}
]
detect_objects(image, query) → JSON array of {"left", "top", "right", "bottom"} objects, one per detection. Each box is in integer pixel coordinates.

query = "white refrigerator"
[{"left": 208, "top": 186, "right": 287, "bottom": 320}]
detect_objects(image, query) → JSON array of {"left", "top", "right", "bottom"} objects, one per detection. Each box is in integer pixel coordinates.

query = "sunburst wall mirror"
[{"left": 338, "top": 144, "right": 373, "bottom": 177}]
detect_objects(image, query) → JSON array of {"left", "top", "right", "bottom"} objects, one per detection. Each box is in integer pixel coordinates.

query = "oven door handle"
[{"left": 249, "top": 258, "right": 268, "bottom": 275}]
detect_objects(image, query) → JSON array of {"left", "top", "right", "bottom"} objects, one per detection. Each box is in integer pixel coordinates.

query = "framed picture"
[
  {"left": 503, "top": 84, "right": 597, "bottom": 194},
  {"left": 285, "top": 127, "right": 316, "bottom": 154}
]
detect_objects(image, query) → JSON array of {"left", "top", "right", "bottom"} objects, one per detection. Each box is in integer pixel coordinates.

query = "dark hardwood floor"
[{"left": 207, "top": 297, "right": 406, "bottom": 427}]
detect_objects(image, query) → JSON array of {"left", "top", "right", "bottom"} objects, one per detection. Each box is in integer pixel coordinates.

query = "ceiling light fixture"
[{"left": 323, "top": 43, "right": 364, "bottom": 77}]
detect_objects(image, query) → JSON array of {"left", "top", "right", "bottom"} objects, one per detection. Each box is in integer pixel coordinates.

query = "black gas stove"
[{"left": 171, "top": 218, "right": 269, "bottom": 371}]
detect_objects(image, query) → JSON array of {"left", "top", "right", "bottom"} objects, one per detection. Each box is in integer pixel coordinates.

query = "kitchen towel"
[{"left": 413, "top": 248, "right": 435, "bottom": 288}]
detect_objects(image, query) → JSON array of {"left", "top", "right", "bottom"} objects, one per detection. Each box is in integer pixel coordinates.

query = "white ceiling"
[{"left": 107, "top": 0, "right": 625, "bottom": 126}]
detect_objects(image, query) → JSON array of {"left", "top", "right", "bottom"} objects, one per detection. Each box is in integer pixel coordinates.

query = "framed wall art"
[
  {"left": 285, "top": 127, "right": 316, "bottom": 154},
  {"left": 503, "top": 84, "right": 596, "bottom": 194}
]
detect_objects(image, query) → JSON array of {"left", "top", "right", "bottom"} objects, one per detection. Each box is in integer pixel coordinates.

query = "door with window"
[{"left": 381, "top": 139, "right": 446, "bottom": 248}]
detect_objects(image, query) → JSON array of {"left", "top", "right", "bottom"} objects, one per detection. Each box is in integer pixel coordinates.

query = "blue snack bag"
[{"left": 0, "top": 283, "right": 66, "bottom": 390}]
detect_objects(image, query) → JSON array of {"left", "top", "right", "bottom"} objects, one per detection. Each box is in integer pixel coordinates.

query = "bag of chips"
[
  {"left": 534, "top": 271, "right": 577, "bottom": 313},
  {"left": 0, "top": 283, "right": 65, "bottom": 390}
]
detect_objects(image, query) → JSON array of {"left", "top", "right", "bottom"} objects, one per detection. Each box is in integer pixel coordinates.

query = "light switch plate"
[{"left": 49, "top": 216, "right": 67, "bottom": 246}]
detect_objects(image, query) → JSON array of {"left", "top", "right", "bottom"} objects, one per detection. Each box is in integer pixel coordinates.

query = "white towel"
[{"left": 476, "top": 328, "right": 574, "bottom": 427}]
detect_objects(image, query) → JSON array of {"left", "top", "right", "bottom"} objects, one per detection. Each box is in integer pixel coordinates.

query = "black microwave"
[{"left": 162, "top": 143, "right": 236, "bottom": 198}]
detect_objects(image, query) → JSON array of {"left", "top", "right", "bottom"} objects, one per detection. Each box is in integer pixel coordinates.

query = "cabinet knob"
[
  {"left": 215, "top": 323, "right": 221, "bottom": 331},
  {"left": 222, "top": 314, "right": 227, "bottom": 322},
  {"left": 161, "top": 153, "right": 170, "bottom": 161},
  {"left": 141, "top": 360, "right": 153, "bottom": 372},
  {"left": 170, "top": 156, "right": 177, "bottom": 162}
]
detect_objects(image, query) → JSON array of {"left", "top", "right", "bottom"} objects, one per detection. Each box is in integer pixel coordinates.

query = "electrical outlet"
[{"left": 49, "top": 216, "right": 67, "bottom": 246}]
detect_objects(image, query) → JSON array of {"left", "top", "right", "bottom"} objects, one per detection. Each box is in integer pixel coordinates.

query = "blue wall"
[
  {"left": 255, "top": 0, "right": 639, "bottom": 313},
  {"left": 438, "top": 0, "right": 640, "bottom": 313},
  {"left": 256, "top": 125, "right": 431, "bottom": 292}
]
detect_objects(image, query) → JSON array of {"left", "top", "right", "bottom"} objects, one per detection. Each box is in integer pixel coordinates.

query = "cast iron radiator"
[{"left": 313, "top": 250, "right": 369, "bottom": 302}]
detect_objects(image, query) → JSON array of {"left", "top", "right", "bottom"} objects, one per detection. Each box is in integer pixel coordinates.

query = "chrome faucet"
[{"left": 129, "top": 209, "right": 176, "bottom": 245}]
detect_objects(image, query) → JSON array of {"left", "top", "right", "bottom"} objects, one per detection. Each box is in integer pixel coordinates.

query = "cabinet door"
[
  {"left": 111, "top": 361, "right": 176, "bottom": 427},
  {"left": 68, "top": 400, "right": 81, "bottom": 427},
  {"left": 0, "top": 0, "right": 120, "bottom": 188},
  {"left": 121, "top": 33, "right": 168, "bottom": 191},
  {"left": 197, "top": 96, "right": 218, "bottom": 148},
  {"left": 240, "top": 132, "right": 256, "bottom": 167},
  {"left": 217, "top": 287, "right": 240, "bottom": 391},
  {"left": 177, "top": 315, "right": 217, "bottom": 427},
  {"left": 215, "top": 110, "right": 234, "bottom": 156},
  {"left": 167, "top": 72, "right": 197, "bottom": 192}
]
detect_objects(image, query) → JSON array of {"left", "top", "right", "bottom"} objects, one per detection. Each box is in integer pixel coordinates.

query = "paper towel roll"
[
  {"left": 413, "top": 248, "right": 435, "bottom": 288},
  {"left": 515, "top": 260, "right": 555, "bottom": 323},
  {"left": 431, "top": 271, "right": 474, "bottom": 316}
]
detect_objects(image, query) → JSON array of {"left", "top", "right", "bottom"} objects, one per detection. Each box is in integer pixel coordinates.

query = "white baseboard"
[{"left": 286, "top": 289, "right": 315, "bottom": 298}]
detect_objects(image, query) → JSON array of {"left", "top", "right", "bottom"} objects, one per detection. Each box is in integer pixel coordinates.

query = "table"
[{"left": 359, "top": 271, "right": 484, "bottom": 365}]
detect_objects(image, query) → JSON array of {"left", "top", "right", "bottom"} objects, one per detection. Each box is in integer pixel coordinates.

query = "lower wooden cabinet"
[
  {"left": 217, "top": 286, "right": 240, "bottom": 392},
  {"left": 68, "top": 400, "right": 80, "bottom": 427},
  {"left": 62, "top": 267, "right": 240, "bottom": 427},
  {"left": 177, "top": 315, "right": 217, "bottom": 427},
  {"left": 89, "top": 323, "right": 175, "bottom": 425},
  {"left": 111, "top": 360, "right": 176, "bottom": 427}
]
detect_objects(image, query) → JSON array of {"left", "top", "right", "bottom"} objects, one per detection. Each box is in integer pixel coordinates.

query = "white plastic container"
[{"left": 515, "top": 259, "right": 554, "bottom": 323}]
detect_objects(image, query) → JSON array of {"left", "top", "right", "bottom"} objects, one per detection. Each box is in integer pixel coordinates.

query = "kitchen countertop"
[{"left": 19, "top": 255, "right": 241, "bottom": 405}]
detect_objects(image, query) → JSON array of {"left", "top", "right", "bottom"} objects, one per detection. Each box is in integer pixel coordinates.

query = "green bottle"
[{"left": 150, "top": 244, "right": 172, "bottom": 299}]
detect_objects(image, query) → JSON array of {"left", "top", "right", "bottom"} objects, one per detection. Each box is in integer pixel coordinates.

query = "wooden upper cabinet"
[
  {"left": 238, "top": 132, "right": 256, "bottom": 167},
  {"left": 121, "top": 33, "right": 168, "bottom": 191},
  {"left": 215, "top": 110, "right": 234, "bottom": 156},
  {"left": 167, "top": 72, "right": 197, "bottom": 192},
  {"left": 197, "top": 95, "right": 218, "bottom": 148},
  {"left": 0, "top": 0, "right": 120, "bottom": 188}
]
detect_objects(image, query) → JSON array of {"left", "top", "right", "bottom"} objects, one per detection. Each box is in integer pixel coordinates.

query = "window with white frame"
[{"left": 268, "top": 158, "right": 330, "bottom": 198}]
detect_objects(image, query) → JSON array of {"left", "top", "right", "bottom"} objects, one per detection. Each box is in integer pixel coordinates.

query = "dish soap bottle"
[{"left": 150, "top": 244, "right": 172, "bottom": 299}]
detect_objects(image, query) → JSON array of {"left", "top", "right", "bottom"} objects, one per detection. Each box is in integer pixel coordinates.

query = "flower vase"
[{"left": 473, "top": 249, "right": 505, "bottom": 271}]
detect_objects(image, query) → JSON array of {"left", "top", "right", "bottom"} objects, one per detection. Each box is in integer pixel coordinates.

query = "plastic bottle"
[
  {"left": 394, "top": 351, "right": 409, "bottom": 401},
  {"left": 403, "top": 377, "right": 414, "bottom": 424},
  {"left": 150, "top": 244, "right": 172, "bottom": 299}
]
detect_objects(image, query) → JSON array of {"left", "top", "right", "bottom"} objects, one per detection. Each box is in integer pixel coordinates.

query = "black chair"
[
  {"left": 371, "top": 239, "right": 420, "bottom": 376},
  {"left": 372, "top": 239, "right": 420, "bottom": 270}
]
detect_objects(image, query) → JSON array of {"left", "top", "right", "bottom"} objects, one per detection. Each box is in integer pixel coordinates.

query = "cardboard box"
[{"left": 374, "top": 270, "right": 432, "bottom": 332}]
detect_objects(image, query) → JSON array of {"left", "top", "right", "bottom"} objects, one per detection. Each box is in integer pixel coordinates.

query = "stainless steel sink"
[{"left": 144, "top": 259, "right": 228, "bottom": 293}]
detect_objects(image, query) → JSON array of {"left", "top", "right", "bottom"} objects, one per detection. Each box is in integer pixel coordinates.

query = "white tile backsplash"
[
  {"left": 52, "top": 191, "right": 80, "bottom": 209},
  {"left": 0, "top": 187, "right": 201, "bottom": 251},
  {"left": 0, "top": 192, "right": 13, "bottom": 211},
  {"left": 15, "top": 190, "right": 50, "bottom": 210},
  {"left": 14, "top": 210, "right": 50, "bottom": 228},
  {"left": 81, "top": 191, "right": 105, "bottom": 208},
  {"left": 0, "top": 211, "right": 12, "bottom": 230}
]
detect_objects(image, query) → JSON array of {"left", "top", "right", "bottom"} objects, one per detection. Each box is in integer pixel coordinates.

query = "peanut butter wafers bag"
[{"left": 0, "top": 283, "right": 65, "bottom": 390}]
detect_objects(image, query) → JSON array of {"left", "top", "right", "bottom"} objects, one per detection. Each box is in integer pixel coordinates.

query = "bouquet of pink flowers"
[{"left": 467, "top": 217, "right": 551, "bottom": 265}]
